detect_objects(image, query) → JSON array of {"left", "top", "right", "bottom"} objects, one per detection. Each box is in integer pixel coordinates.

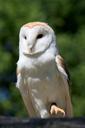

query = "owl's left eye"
[{"left": 36, "top": 34, "right": 43, "bottom": 39}]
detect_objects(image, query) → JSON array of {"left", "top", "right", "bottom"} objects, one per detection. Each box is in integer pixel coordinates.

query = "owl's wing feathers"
[
  {"left": 55, "top": 55, "right": 73, "bottom": 116},
  {"left": 16, "top": 68, "right": 37, "bottom": 117},
  {"left": 55, "top": 55, "right": 70, "bottom": 83}
]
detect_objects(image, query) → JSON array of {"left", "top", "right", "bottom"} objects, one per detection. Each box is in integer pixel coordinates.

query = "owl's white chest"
[
  {"left": 19, "top": 54, "right": 64, "bottom": 103},
  {"left": 17, "top": 49, "right": 66, "bottom": 117},
  {"left": 26, "top": 58, "right": 57, "bottom": 96}
]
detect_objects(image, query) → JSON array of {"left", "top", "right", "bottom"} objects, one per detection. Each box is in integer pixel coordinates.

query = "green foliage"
[{"left": 0, "top": 0, "right": 85, "bottom": 117}]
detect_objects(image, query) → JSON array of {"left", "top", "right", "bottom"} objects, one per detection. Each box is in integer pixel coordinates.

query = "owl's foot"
[{"left": 50, "top": 104, "right": 65, "bottom": 117}]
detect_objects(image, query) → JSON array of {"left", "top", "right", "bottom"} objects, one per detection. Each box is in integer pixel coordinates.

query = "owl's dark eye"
[
  {"left": 37, "top": 34, "right": 43, "bottom": 39},
  {"left": 24, "top": 35, "right": 27, "bottom": 40}
]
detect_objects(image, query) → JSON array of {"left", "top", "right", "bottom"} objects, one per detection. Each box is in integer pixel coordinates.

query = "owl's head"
[{"left": 19, "top": 22, "right": 57, "bottom": 56}]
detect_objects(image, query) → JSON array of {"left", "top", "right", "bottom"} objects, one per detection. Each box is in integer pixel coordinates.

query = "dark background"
[{"left": 0, "top": 0, "right": 85, "bottom": 117}]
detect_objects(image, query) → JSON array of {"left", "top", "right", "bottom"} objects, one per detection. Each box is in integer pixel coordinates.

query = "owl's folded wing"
[
  {"left": 55, "top": 54, "right": 73, "bottom": 116},
  {"left": 16, "top": 68, "right": 37, "bottom": 117},
  {"left": 55, "top": 55, "right": 70, "bottom": 83}
]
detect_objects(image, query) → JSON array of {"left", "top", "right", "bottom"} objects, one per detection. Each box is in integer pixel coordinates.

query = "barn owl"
[{"left": 16, "top": 22, "right": 72, "bottom": 118}]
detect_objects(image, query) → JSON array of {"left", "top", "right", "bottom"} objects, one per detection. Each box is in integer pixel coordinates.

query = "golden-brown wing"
[
  {"left": 55, "top": 55, "right": 73, "bottom": 117},
  {"left": 55, "top": 55, "right": 70, "bottom": 83}
]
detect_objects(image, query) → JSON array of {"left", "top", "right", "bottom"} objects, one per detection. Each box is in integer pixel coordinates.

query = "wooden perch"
[{"left": 0, "top": 116, "right": 85, "bottom": 128}]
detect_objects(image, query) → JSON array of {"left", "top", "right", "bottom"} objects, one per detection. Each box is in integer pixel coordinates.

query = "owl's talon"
[{"left": 50, "top": 105, "right": 65, "bottom": 117}]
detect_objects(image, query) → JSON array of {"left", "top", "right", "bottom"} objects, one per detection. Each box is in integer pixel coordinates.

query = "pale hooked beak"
[
  {"left": 23, "top": 45, "right": 35, "bottom": 55},
  {"left": 28, "top": 46, "right": 33, "bottom": 53}
]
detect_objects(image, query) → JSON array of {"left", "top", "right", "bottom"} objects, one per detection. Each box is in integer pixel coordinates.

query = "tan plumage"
[{"left": 16, "top": 22, "right": 72, "bottom": 118}]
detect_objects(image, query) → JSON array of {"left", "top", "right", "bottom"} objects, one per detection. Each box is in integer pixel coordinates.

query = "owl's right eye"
[{"left": 23, "top": 35, "right": 27, "bottom": 40}]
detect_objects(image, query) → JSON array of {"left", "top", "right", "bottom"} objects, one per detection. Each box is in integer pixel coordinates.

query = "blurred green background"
[{"left": 0, "top": 0, "right": 85, "bottom": 117}]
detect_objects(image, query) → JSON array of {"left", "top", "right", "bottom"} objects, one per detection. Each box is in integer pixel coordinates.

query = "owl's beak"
[
  {"left": 23, "top": 41, "right": 39, "bottom": 56},
  {"left": 23, "top": 45, "right": 35, "bottom": 55},
  {"left": 28, "top": 43, "right": 35, "bottom": 53},
  {"left": 29, "top": 45, "right": 35, "bottom": 53},
  {"left": 28, "top": 47, "right": 32, "bottom": 53}
]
